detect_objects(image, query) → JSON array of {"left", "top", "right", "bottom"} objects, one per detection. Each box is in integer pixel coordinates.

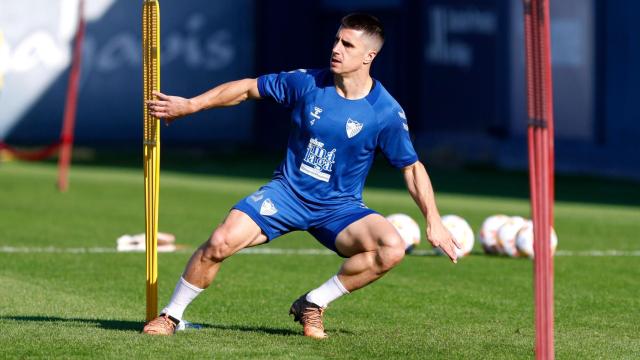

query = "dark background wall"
[
  {"left": 0, "top": 0, "right": 638, "bottom": 178},
  {"left": 1, "top": 0, "right": 256, "bottom": 146}
]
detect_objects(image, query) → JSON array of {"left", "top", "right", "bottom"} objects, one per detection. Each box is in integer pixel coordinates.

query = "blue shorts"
[{"left": 232, "top": 180, "right": 377, "bottom": 257}]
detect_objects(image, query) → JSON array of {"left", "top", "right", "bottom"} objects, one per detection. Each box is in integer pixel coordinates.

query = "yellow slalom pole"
[{"left": 143, "top": 0, "right": 160, "bottom": 322}]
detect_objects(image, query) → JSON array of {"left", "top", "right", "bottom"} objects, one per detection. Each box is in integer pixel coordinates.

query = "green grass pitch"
[{"left": 0, "top": 158, "right": 638, "bottom": 359}]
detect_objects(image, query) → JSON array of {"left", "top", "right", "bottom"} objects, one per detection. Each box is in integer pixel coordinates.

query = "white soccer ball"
[
  {"left": 479, "top": 214, "right": 510, "bottom": 254},
  {"left": 515, "top": 221, "right": 558, "bottom": 258},
  {"left": 437, "top": 214, "right": 474, "bottom": 258},
  {"left": 386, "top": 213, "right": 421, "bottom": 253},
  {"left": 496, "top": 216, "right": 527, "bottom": 257}
]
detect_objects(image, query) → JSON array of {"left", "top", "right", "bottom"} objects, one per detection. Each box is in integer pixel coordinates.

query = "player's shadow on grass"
[
  {"left": 1, "top": 315, "right": 144, "bottom": 331},
  {"left": 1, "top": 316, "right": 322, "bottom": 336},
  {"left": 208, "top": 323, "right": 354, "bottom": 336},
  {"left": 207, "top": 323, "right": 298, "bottom": 336}
]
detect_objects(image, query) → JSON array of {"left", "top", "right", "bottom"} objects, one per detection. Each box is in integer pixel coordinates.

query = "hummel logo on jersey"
[
  {"left": 260, "top": 199, "right": 278, "bottom": 216},
  {"left": 309, "top": 106, "right": 323, "bottom": 125},
  {"left": 398, "top": 110, "right": 406, "bottom": 119},
  {"left": 346, "top": 118, "right": 363, "bottom": 138},
  {"left": 250, "top": 190, "right": 265, "bottom": 202}
]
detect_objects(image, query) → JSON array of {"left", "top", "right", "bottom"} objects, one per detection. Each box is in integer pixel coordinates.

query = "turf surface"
[{"left": 1, "top": 160, "right": 638, "bottom": 359}]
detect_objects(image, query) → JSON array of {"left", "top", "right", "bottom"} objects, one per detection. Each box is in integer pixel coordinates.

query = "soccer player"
[{"left": 143, "top": 13, "right": 460, "bottom": 339}]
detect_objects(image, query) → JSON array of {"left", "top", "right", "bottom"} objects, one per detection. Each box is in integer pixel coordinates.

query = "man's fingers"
[
  {"left": 441, "top": 243, "right": 458, "bottom": 264},
  {"left": 153, "top": 91, "right": 169, "bottom": 100},
  {"left": 147, "top": 91, "right": 181, "bottom": 124},
  {"left": 148, "top": 104, "right": 168, "bottom": 112},
  {"left": 150, "top": 110, "right": 168, "bottom": 118},
  {"left": 429, "top": 237, "right": 458, "bottom": 264},
  {"left": 148, "top": 99, "right": 169, "bottom": 107},
  {"left": 452, "top": 236, "right": 462, "bottom": 250}
]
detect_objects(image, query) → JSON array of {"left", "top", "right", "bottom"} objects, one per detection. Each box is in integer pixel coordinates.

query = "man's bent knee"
[
  {"left": 199, "top": 211, "right": 267, "bottom": 263},
  {"left": 376, "top": 237, "right": 406, "bottom": 273},
  {"left": 202, "top": 229, "right": 233, "bottom": 263}
]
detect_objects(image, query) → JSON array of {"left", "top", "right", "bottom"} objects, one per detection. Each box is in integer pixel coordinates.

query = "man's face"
[{"left": 330, "top": 27, "right": 377, "bottom": 74}]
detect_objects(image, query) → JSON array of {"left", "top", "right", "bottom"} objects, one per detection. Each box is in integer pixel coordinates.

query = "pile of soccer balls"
[
  {"left": 386, "top": 213, "right": 558, "bottom": 259},
  {"left": 478, "top": 214, "right": 558, "bottom": 258}
]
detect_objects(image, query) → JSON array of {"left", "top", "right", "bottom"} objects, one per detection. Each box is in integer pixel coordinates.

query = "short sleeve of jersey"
[
  {"left": 257, "top": 69, "right": 315, "bottom": 108},
  {"left": 377, "top": 109, "right": 419, "bottom": 168}
]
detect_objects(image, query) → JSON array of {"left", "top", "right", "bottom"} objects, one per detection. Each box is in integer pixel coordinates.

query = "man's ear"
[{"left": 364, "top": 50, "right": 377, "bottom": 64}]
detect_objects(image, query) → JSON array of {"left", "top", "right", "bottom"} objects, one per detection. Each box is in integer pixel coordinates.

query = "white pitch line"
[
  {"left": 0, "top": 246, "right": 116, "bottom": 254},
  {"left": 554, "top": 249, "right": 640, "bottom": 257},
  {"left": 0, "top": 246, "right": 639, "bottom": 257},
  {"left": 239, "top": 247, "right": 334, "bottom": 255},
  {"left": 0, "top": 246, "right": 335, "bottom": 255}
]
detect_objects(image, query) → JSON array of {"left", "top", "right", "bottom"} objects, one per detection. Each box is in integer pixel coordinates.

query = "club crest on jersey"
[
  {"left": 259, "top": 199, "right": 278, "bottom": 216},
  {"left": 346, "top": 118, "right": 363, "bottom": 138},
  {"left": 300, "top": 138, "right": 336, "bottom": 182}
]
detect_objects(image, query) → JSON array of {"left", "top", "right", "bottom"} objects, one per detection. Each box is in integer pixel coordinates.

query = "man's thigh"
[
  {"left": 333, "top": 213, "right": 401, "bottom": 257},
  {"left": 217, "top": 209, "right": 268, "bottom": 249},
  {"left": 308, "top": 204, "right": 377, "bottom": 256}
]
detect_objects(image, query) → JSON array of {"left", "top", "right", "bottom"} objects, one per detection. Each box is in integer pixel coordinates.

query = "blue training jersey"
[{"left": 257, "top": 68, "right": 418, "bottom": 206}]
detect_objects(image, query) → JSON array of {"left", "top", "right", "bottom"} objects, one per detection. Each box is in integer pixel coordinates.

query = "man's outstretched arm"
[
  {"left": 402, "top": 160, "right": 461, "bottom": 263},
  {"left": 147, "top": 78, "right": 261, "bottom": 123}
]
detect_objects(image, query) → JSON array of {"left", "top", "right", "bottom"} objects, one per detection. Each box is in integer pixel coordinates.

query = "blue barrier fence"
[{"left": 0, "top": 0, "right": 637, "bottom": 178}]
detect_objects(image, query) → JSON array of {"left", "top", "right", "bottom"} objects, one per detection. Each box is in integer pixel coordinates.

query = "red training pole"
[
  {"left": 523, "top": 0, "right": 555, "bottom": 359},
  {"left": 57, "top": 0, "right": 86, "bottom": 192}
]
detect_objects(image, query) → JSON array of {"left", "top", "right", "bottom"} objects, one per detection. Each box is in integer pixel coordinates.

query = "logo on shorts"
[
  {"left": 260, "top": 199, "right": 278, "bottom": 216},
  {"left": 346, "top": 118, "right": 363, "bottom": 138}
]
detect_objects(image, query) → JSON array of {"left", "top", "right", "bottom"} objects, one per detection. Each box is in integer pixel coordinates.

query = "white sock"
[
  {"left": 306, "top": 275, "right": 350, "bottom": 308},
  {"left": 161, "top": 277, "right": 204, "bottom": 322}
]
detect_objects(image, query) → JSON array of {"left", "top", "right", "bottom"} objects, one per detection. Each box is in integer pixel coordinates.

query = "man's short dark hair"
[{"left": 340, "top": 13, "right": 385, "bottom": 48}]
